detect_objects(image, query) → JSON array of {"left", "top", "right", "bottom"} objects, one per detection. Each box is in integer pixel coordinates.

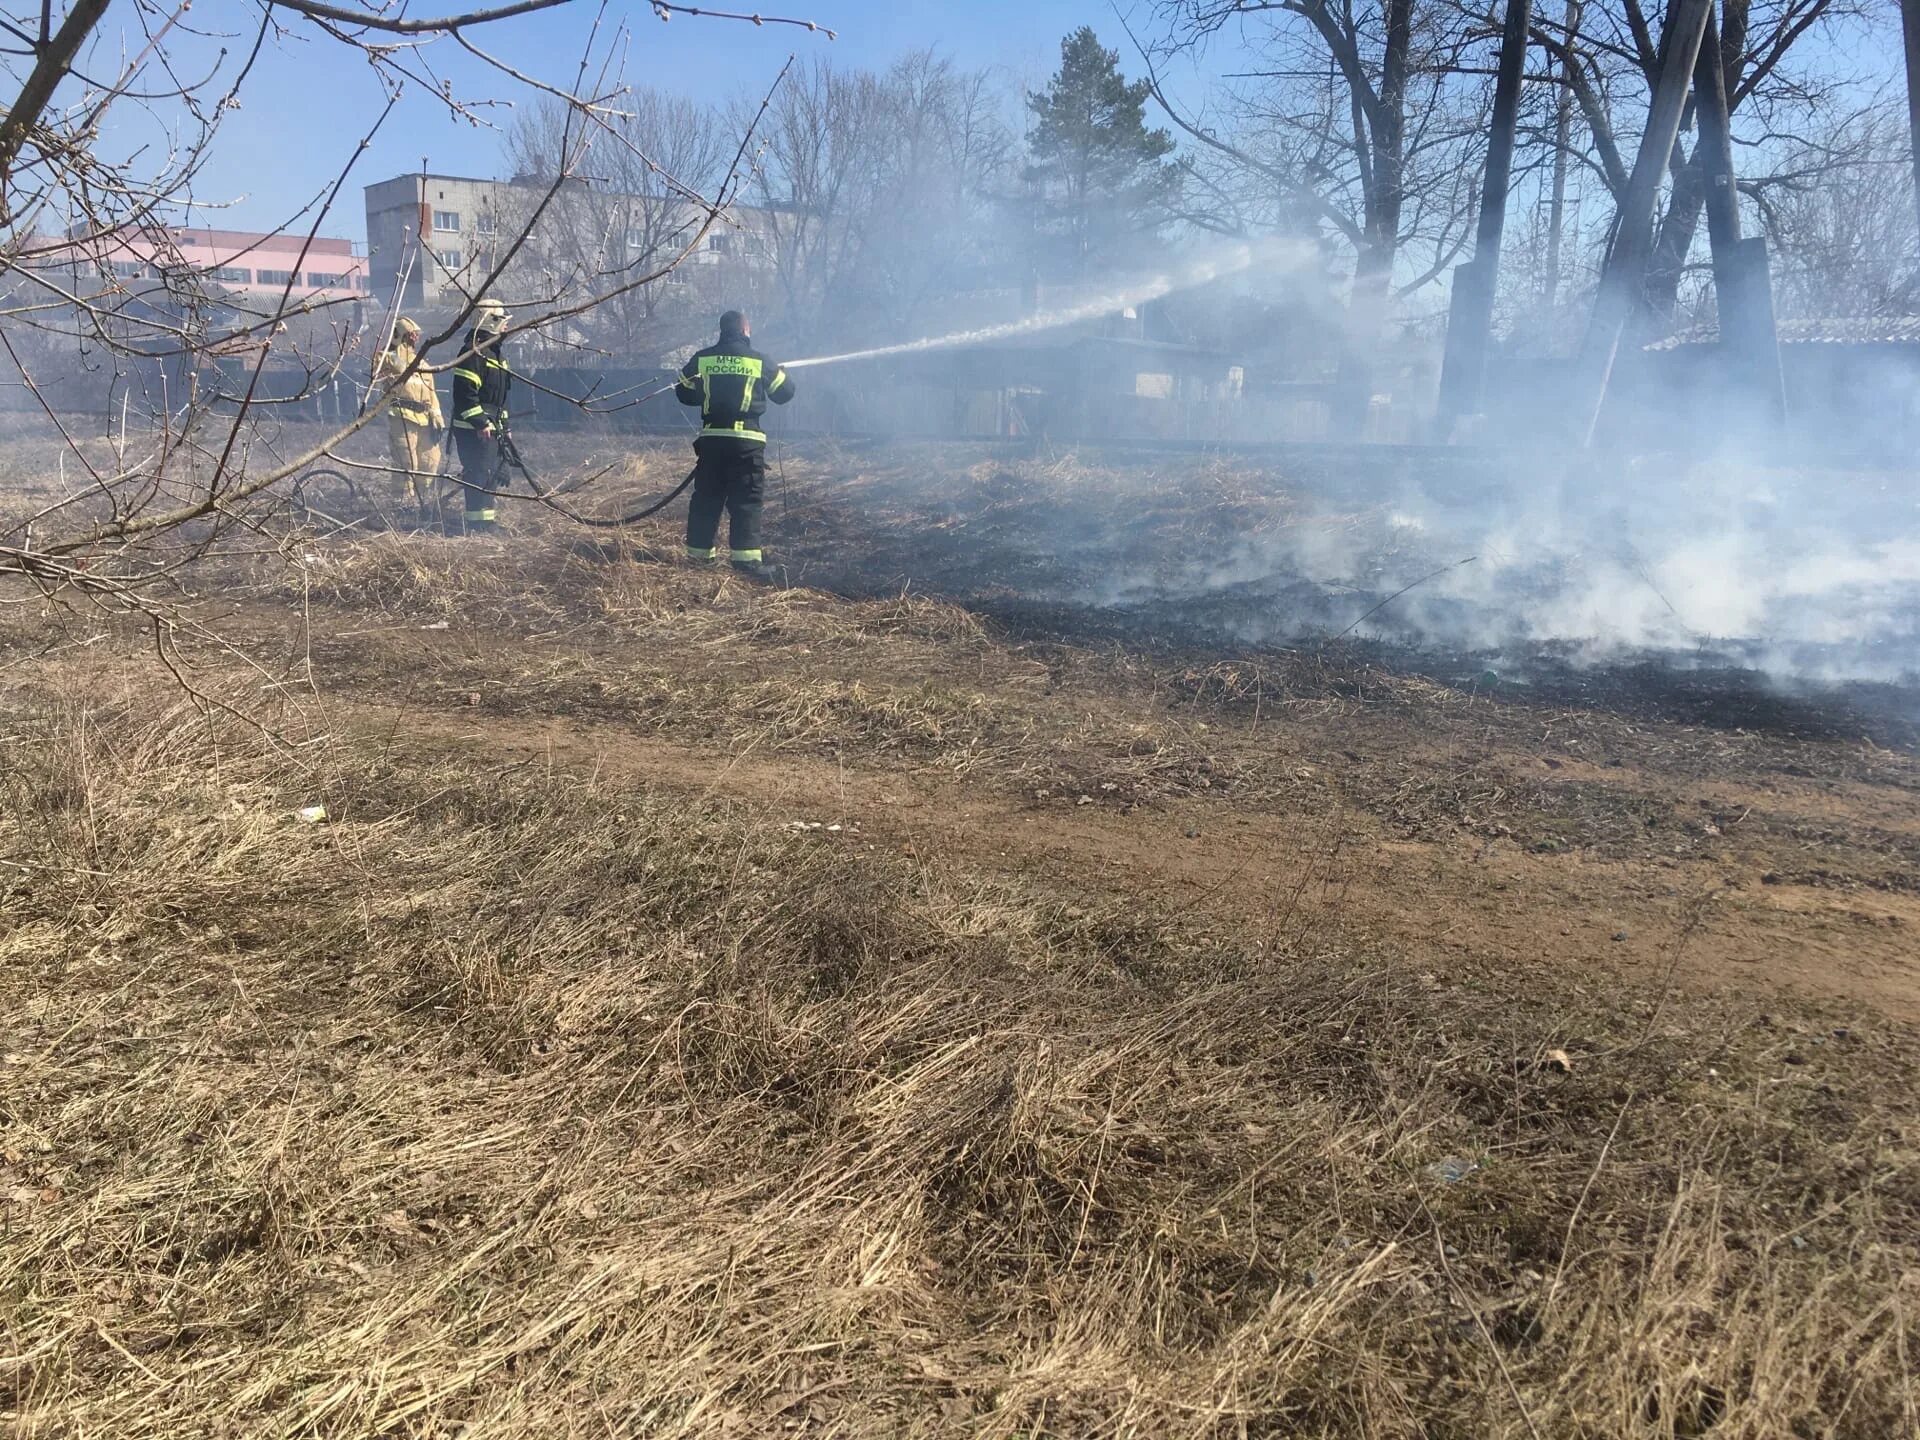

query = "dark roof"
[{"left": 1645, "top": 316, "right": 1920, "bottom": 351}]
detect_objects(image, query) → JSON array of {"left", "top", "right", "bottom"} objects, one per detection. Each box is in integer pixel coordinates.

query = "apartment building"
[
  {"left": 363, "top": 173, "right": 507, "bottom": 312},
  {"left": 363, "top": 171, "right": 779, "bottom": 316},
  {"left": 51, "top": 226, "right": 370, "bottom": 303}
]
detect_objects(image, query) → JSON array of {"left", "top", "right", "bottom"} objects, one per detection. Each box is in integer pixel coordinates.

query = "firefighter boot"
[{"left": 729, "top": 553, "right": 782, "bottom": 584}]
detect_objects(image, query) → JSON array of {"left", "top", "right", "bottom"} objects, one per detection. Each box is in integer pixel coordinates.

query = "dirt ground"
[
  {"left": 217, "top": 434, "right": 1920, "bottom": 1022},
  {"left": 3, "top": 428, "right": 1918, "bottom": 1436}
]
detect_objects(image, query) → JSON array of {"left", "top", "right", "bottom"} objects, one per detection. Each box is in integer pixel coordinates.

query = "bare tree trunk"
[
  {"left": 1640, "top": 159, "right": 1706, "bottom": 330},
  {"left": 1641, "top": 0, "right": 1763, "bottom": 331},
  {"left": 1692, "top": 5, "right": 1745, "bottom": 303},
  {"left": 1697, "top": 7, "right": 1743, "bottom": 257},
  {"left": 1544, "top": 0, "right": 1581, "bottom": 313},
  {"left": 1436, "top": 0, "right": 1533, "bottom": 425},
  {"left": 1335, "top": 243, "right": 1393, "bottom": 433},
  {"left": 1334, "top": 0, "right": 1412, "bottom": 434},
  {"left": 1690, "top": 7, "right": 1784, "bottom": 425},
  {"left": 1573, "top": 0, "right": 1713, "bottom": 443},
  {"left": 0, "top": 0, "right": 112, "bottom": 221}
]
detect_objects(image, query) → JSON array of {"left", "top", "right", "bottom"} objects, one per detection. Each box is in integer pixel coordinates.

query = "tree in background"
[
  {"left": 1025, "top": 28, "right": 1182, "bottom": 277},
  {"left": 502, "top": 91, "right": 736, "bottom": 364},
  {"left": 1510, "top": 0, "right": 1862, "bottom": 339},
  {"left": 1752, "top": 102, "right": 1919, "bottom": 319},
  {"left": 854, "top": 54, "right": 1014, "bottom": 337},
  {"left": 746, "top": 53, "right": 1014, "bottom": 354},
  {"left": 1143, "top": 0, "right": 1482, "bottom": 419}
]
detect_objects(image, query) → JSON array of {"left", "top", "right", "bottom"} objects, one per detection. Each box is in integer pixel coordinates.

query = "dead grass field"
[{"left": 3, "top": 429, "right": 1918, "bottom": 1437}]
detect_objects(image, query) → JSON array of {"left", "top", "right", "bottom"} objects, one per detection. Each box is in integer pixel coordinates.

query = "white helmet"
[{"left": 474, "top": 296, "right": 509, "bottom": 335}]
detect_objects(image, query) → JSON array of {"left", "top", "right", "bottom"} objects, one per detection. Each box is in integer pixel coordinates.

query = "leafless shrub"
[{"left": 0, "top": 0, "right": 828, "bottom": 634}]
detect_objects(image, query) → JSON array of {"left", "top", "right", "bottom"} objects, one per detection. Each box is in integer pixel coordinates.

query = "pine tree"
[{"left": 1026, "top": 27, "right": 1179, "bottom": 277}]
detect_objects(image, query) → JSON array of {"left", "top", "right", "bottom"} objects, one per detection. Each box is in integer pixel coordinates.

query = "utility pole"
[
  {"left": 1903, "top": 0, "right": 1920, "bottom": 245},
  {"left": 1435, "top": 0, "right": 1533, "bottom": 433},
  {"left": 1570, "top": 0, "right": 1713, "bottom": 446},
  {"left": 1692, "top": 3, "right": 1785, "bottom": 424},
  {"left": 418, "top": 156, "right": 432, "bottom": 314}
]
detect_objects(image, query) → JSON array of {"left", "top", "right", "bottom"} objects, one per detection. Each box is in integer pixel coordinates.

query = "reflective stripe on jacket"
[
  {"left": 375, "top": 340, "right": 443, "bottom": 429},
  {"left": 674, "top": 337, "right": 795, "bottom": 445}
]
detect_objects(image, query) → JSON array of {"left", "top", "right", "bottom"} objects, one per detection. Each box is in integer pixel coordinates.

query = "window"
[
  {"left": 742, "top": 234, "right": 767, "bottom": 258},
  {"left": 663, "top": 267, "right": 688, "bottom": 286},
  {"left": 306, "top": 271, "right": 351, "bottom": 288},
  {"left": 257, "top": 269, "right": 298, "bottom": 286},
  {"left": 475, "top": 214, "right": 496, "bottom": 237},
  {"left": 356, "top": 275, "right": 372, "bottom": 291},
  {"left": 111, "top": 260, "right": 149, "bottom": 279},
  {"left": 433, "top": 210, "right": 461, "bottom": 232},
  {"left": 436, "top": 248, "right": 463, "bottom": 270},
  {"left": 208, "top": 265, "right": 251, "bottom": 284},
  {"left": 625, "top": 227, "right": 648, "bottom": 250},
  {"left": 708, "top": 233, "right": 733, "bottom": 255}
]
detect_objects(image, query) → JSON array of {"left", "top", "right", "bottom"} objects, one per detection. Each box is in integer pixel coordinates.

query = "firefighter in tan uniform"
[{"left": 374, "top": 316, "right": 444, "bottom": 527}]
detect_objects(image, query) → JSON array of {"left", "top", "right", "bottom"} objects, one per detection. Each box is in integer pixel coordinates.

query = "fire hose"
[
  {"left": 294, "top": 431, "right": 697, "bottom": 529},
  {"left": 431, "top": 427, "right": 697, "bottom": 527},
  {"left": 497, "top": 430, "right": 697, "bottom": 526}
]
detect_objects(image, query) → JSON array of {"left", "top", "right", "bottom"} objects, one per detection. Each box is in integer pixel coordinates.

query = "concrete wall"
[{"left": 363, "top": 175, "right": 425, "bottom": 311}]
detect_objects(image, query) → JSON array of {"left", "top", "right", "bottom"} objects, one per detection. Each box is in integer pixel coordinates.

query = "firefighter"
[
  {"left": 373, "top": 316, "right": 443, "bottom": 527},
  {"left": 675, "top": 309, "right": 796, "bottom": 577},
  {"left": 449, "top": 297, "right": 512, "bottom": 535}
]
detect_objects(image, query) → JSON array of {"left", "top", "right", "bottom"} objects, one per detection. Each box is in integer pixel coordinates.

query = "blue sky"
[
  {"left": 79, "top": 0, "right": 1901, "bottom": 252},
  {"left": 85, "top": 0, "right": 1193, "bottom": 243}
]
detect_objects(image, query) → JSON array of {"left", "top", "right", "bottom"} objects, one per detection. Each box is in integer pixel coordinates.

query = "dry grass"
[
  {"left": 72, "top": 492, "right": 1920, "bottom": 881},
  {"left": 3, "top": 437, "right": 1918, "bottom": 1435},
  {"left": 238, "top": 530, "right": 1260, "bottom": 805},
  {"left": 3, "top": 675, "right": 1917, "bottom": 1438},
  {"left": 291, "top": 531, "right": 579, "bottom": 630}
]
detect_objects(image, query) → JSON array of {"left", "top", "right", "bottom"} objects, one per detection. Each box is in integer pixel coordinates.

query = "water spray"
[
  {"left": 550, "top": 237, "right": 1307, "bottom": 524},
  {"left": 567, "top": 236, "right": 1304, "bottom": 416},
  {"left": 781, "top": 236, "right": 1306, "bottom": 373}
]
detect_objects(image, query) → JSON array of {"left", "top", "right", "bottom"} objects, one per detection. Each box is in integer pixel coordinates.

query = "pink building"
[{"left": 57, "top": 226, "right": 371, "bottom": 302}]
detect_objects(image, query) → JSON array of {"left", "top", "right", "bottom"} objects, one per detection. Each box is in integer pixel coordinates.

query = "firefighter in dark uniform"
[
  {"left": 675, "top": 310, "right": 796, "bottom": 576},
  {"left": 449, "top": 297, "right": 512, "bottom": 535}
]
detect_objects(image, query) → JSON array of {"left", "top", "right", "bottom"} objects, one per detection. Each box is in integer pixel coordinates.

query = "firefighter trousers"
[
  {"left": 452, "top": 427, "right": 503, "bottom": 532},
  {"left": 386, "top": 417, "right": 442, "bottom": 524},
  {"left": 685, "top": 437, "right": 766, "bottom": 561}
]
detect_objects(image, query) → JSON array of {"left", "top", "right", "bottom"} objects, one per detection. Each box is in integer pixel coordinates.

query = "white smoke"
[
  {"left": 764, "top": 236, "right": 1919, "bottom": 694},
  {"left": 1063, "top": 447, "right": 1920, "bottom": 684}
]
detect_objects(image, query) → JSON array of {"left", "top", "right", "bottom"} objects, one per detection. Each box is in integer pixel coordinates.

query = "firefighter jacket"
[
  {"left": 452, "top": 332, "right": 511, "bottom": 431},
  {"left": 374, "top": 338, "right": 443, "bottom": 430},
  {"left": 674, "top": 335, "right": 795, "bottom": 445}
]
